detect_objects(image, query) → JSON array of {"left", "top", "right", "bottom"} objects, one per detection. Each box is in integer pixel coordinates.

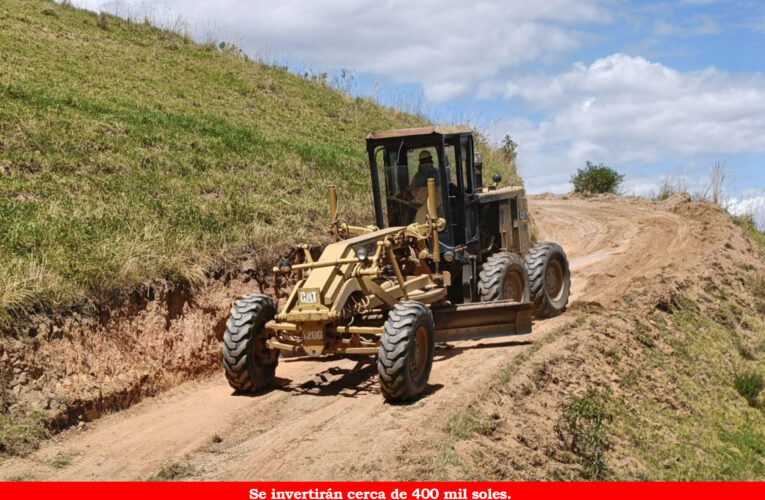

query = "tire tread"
[
  {"left": 525, "top": 242, "right": 570, "bottom": 318},
  {"left": 478, "top": 251, "right": 530, "bottom": 303},
  {"left": 377, "top": 301, "right": 434, "bottom": 403},
  {"left": 222, "top": 293, "right": 278, "bottom": 393}
]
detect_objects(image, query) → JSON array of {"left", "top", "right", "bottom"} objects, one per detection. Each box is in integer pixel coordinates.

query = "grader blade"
[{"left": 432, "top": 300, "right": 533, "bottom": 342}]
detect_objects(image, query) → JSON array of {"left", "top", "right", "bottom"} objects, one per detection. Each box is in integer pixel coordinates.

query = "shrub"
[
  {"left": 701, "top": 162, "right": 726, "bottom": 206},
  {"left": 0, "top": 409, "right": 47, "bottom": 456},
  {"left": 556, "top": 389, "right": 612, "bottom": 479},
  {"left": 571, "top": 161, "right": 625, "bottom": 195},
  {"left": 47, "top": 451, "right": 75, "bottom": 469},
  {"left": 655, "top": 175, "right": 688, "bottom": 201},
  {"left": 146, "top": 461, "right": 196, "bottom": 481},
  {"left": 734, "top": 371, "right": 763, "bottom": 407},
  {"left": 96, "top": 12, "right": 109, "bottom": 30},
  {"left": 499, "top": 135, "right": 518, "bottom": 165}
]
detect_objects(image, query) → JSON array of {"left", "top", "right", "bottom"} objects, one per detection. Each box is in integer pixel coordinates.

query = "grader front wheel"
[
  {"left": 222, "top": 294, "right": 279, "bottom": 393},
  {"left": 377, "top": 301, "right": 435, "bottom": 403}
]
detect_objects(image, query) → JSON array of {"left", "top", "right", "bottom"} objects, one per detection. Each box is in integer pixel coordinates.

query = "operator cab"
[{"left": 366, "top": 126, "right": 481, "bottom": 251}]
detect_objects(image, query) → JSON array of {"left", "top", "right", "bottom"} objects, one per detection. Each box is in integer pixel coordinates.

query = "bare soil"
[{"left": 0, "top": 194, "right": 755, "bottom": 480}]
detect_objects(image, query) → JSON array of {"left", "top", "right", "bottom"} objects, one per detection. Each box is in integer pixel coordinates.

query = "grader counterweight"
[{"left": 222, "top": 126, "right": 570, "bottom": 402}]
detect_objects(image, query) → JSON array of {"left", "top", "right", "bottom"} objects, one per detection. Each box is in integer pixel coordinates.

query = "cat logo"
[{"left": 299, "top": 289, "right": 318, "bottom": 304}]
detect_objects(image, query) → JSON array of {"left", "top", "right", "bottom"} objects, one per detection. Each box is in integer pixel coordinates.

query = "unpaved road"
[{"left": 0, "top": 197, "right": 707, "bottom": 481}]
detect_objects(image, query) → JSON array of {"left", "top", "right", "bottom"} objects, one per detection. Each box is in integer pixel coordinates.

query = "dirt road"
[{"left": 0, "top": 196, "right": 710, "bottom": 481}]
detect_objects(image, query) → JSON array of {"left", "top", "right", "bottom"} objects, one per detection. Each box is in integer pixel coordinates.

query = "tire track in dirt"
[{"left": 0, "top": 197, "right": 708, "bottom": 481}]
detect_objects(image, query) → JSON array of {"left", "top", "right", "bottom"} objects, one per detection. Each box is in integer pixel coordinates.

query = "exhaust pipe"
[{"left": 329, "top": 185, "right": 338, "bottom": 221}]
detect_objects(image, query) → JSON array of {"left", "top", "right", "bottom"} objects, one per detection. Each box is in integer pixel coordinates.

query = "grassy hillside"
[{"left": 0, "top": 0, "right": 518, "bottom": 322}]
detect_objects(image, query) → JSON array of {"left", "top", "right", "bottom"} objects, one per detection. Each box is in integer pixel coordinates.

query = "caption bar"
[{"left": 251, "top": 487, "right": 509, "bottom": 500}]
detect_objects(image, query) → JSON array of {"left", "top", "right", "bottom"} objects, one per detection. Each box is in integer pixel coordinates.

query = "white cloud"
[
  {"left": 727, "top": 191, "right": 765, "bottom": 229},
  {"left": 484, "top": 54, "right": 765, "bottom": 194},
  {"left": 69, "top": 1, "right": 763, "bottom": 205},
  {"left": 73, "top": 0, "right": 611, "bottom": 103}
]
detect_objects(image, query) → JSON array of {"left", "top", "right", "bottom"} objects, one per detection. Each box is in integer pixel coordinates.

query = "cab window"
[{"left": 382, "top": 145, "right": 444, "bottom": 227}]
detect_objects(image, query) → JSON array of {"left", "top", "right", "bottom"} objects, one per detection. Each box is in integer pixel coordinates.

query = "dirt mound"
[
  {"left": 660, "top": 191, "right": 692, "bottom": 207},
  {"left": 529, "top": 192, "right": 560, "bottom": 200}
]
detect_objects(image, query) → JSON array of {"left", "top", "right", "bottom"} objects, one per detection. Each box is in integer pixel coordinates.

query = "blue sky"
[{"left": 73, "top": 0, "right": 765, "bottom": 227}]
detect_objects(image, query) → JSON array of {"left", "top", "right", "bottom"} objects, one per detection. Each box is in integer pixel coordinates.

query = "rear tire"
[
  {"left": 377, "top": 301, "right": 435, "bottom": 403},
  {"left": 526, "top": 242, "right": 570, "bottom": 318},
  {"left": 222, "top": 294, "right": 279, "bottom": 393},
  {"left": 478, "top": 252, "right": 531, "bottom": 303}
]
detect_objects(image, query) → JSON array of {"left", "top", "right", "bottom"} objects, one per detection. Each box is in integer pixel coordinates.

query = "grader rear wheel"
[
  {"left": 526, "top": 242, "right": 571, "bottom": 318},
  {"left": 377, "top": 301, "right": 435, "bottom": 403},
  {"left": 478, "top": 252, "right": 531, "bottom": 303}
]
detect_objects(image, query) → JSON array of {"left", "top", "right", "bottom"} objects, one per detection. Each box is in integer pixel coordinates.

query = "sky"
[{"left": 70, "top": 0, "right": 765, "bottom": 227}]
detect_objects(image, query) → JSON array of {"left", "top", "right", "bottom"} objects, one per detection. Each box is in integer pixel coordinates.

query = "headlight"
[
  {"left": 355, "top": 247, "right": 368, "bottom": 262},
  {"left": 278, "top": 259, "right": 292, "bottom": 273},
  {"left": 443, "top": 252, "right": 455, "bottom": 262}
]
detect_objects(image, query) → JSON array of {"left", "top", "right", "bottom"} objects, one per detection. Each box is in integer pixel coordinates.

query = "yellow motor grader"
[{"left": 222, "top": 126, "right": 570, "bottom": 402}]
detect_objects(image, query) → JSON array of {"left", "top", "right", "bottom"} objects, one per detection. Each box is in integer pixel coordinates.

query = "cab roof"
[{"left": 366, "top": 125, "right": 472, "bottom": 141}]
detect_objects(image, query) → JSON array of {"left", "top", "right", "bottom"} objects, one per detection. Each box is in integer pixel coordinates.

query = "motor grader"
[{"left": 222, "top": 126, "right": 570, "bottom": 402}]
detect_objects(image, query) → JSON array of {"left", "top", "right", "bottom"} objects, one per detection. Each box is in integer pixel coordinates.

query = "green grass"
[
  {"left": 733, "top": 214, "right": 765, "bottom": 248},
  {"left": 555, "top": 390, "right": 613, "bottom": 480},
  {"left": 610, "top": 298, "right": 765, "bottom": 480},
  {"left": 46, "top": 450, "right": 77, "bottom": 468},
  {"left": 448, "top": 406, "right": 498, "bottom": 441},
  {"left": 0, "top": 0, "right": 520, "bottom": 323},
  {"left": 0, "top": 408, "right": 47, "bottom": 456}
]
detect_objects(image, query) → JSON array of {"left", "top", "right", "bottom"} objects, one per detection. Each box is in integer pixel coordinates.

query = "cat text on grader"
[{"left": 222, "top": 126, "right": 570, "bottom": 402}]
